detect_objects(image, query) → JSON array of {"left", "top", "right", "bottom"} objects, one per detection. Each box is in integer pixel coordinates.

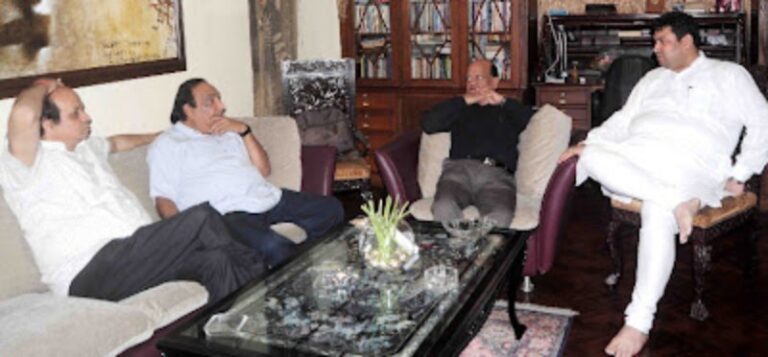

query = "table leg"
[{"left": 506, "top": 249, "right": 527, "bottom": 340}]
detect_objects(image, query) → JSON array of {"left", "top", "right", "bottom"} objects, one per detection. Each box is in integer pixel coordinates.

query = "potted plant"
[{"left": 359, "top": 196, "right": 418, "bottom": 270}]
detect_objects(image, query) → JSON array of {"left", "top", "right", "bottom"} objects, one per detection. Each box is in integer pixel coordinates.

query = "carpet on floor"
[{"left": 460, "top": 300, "right": 578, "bottom": 357}]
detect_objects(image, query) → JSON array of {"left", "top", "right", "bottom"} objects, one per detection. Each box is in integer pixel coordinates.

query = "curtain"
[{"left": 249, "top": 0, "right": 297, "bottom": 115}]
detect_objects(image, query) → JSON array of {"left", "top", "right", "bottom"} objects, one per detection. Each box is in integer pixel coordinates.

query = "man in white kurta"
[{"left": 560, "top": 12, "right": 768, "bottom": 357}]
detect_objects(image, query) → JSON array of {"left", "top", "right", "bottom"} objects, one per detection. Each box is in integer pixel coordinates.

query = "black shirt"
[{"left": 421, "top": 96, "right": 534, "bottom": 173}]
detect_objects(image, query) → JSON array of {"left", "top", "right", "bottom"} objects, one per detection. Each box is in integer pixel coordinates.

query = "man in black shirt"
[{"left": 421, "top": 59, "right": 534, "bottom": 227}]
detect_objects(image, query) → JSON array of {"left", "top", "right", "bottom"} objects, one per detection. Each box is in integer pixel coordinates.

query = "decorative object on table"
[
  {"left": 310, "top": 261, "right": 360, "bottom": 309},
  {"left": 423, "top": 265, "right": 459, "bottom": 294},
  {"left": 441, "top": 216, "right": 496, "bottom": 241},
  {"left": 645, "top": 0, "right": 666, "bottom": 13},
  {"left": 461, "top": 301, "right": 578, "bottom": 357},
  {"left": 359, "top": 196, "right": 419, "bottom": 271}
]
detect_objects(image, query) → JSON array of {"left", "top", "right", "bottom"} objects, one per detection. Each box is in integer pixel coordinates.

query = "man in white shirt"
[
  {"left": 560, "top": 12, "right": 768, "bottom": 356},
  {"left": 147, "top": 78, "right": 343, "bottom": 268},
  {"left": 0, "top": 79, "right": 266, "bottom": 303}
]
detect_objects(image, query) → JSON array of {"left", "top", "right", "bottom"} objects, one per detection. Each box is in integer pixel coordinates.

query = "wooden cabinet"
[
  {"left": 535, "top": 83, "right": 602, "bottom": 131},
  {"left": 341, "top": 0, "right": 537, "bottom": 148}
]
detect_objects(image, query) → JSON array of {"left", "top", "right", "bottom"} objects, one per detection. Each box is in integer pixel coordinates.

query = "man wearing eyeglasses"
[{"left": 421, "top": 59, "right": 534, "bottom": 228}]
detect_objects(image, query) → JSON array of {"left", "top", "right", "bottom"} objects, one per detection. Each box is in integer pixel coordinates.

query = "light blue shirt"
[{"left": 147, "top": 122, "right": 282, "bottom": 214}]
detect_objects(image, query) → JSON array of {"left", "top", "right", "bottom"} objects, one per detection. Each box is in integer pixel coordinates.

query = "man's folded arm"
[{"left": 421, "top": 97, "right": 466, "bottom": 134}]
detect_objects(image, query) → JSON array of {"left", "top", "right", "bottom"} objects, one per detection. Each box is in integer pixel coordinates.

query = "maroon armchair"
[
  {"left": 374, "top": 106, "right": 577, "bottom": 287},
  {"left": 301, "top": 145, "right": 337, "bottom": 196},
  {"left": 375, "top": 132, "right": 577, "bottom": 277}
]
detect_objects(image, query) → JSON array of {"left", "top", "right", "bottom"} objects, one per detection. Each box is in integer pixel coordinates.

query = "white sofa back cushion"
[{"left": 412, "top": 104, "right": 571, "bottom": 230}]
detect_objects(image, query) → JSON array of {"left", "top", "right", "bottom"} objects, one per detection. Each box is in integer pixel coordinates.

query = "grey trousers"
[
  {"left": 69, "top": 203, "right": 266, "bottom": 304},
  {"left": 432, "top": 159, "right": 517, "bottom": 227}
]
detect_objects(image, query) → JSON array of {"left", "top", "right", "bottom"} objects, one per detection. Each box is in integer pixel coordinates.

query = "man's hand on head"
[
  {"left": 210, "top": 116, "right": 247, "bottom": 136},
  {"left": 33, "top": 78, "right": 62, "bottom": 94}
]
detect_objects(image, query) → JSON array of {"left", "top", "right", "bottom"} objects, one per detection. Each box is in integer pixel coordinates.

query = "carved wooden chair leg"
[
  {"left": 744, "top": 221, "right": 759, "bottom": 279},
  {"left": 604, "top": 215, "right": 623, "bottom": 289},
  {"left": 690, "top": 234, "right": 712, "bottom": 321}
]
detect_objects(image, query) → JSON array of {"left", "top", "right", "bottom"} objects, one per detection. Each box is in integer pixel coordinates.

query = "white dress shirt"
[
  {"left": 579, "top": 53, "right": 768, "bottom": 208},
  {"left": 0, "top": 137, "right": 151, "bottom": 295},
  {"left": 147, "top": 122, "right": 282, "bottom": 215}
]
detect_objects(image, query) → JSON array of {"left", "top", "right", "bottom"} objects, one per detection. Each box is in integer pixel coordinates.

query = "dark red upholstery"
[
  {"left": 374, "top": 129, "right": 423, "bottom": 204},
  {"left": 526, "top": 156, "right": 578, "bottom": 275},
  {"left": 375, "top": 132, "right": 578, "bottom": 276},
  {"left": 301, "top": 145, "right": 337, "bottom": 196}
]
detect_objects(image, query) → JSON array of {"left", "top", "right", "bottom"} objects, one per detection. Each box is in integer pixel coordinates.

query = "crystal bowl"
[{"left": 441, "top": 217, "right": 496, "bottom": 240}]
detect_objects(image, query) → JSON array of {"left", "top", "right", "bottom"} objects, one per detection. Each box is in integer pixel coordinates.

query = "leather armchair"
[
  {"left": 374, "top": 105, "right": 578, "bottom": 281},
  {"left": 301, "top": 145, "right": 336, "bottom": 196}
]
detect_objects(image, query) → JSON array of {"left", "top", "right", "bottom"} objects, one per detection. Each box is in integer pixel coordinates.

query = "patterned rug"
[{"left": 461, "top": 301, "right": 578, "bottom": 357}]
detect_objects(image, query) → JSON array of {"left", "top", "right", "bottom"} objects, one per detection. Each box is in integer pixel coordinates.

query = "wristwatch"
[{"left": 239, "top": 125, "right": 252, "bottom": 137}]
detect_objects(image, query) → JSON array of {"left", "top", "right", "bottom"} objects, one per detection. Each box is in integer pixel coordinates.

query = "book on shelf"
[{"left": 470, "top": 0, "right": 511, "bottom": 32}]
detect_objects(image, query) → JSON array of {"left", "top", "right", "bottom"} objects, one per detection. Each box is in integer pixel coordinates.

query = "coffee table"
[{"left": 158, "top": 220, "right": 527, "bottom": 356}]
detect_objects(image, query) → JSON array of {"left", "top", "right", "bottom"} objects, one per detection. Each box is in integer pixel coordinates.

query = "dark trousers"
[
  {"left": 69, "top": 203, "right": 266, "bottom": 304},
  {"left": 223, "top": 189, "right": 344, "bottom": 268},
  {"left": 433, "top": 159, "right": 517, "bottom": 227}
]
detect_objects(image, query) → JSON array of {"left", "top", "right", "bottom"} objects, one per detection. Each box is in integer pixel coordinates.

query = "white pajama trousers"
[{"left": 579, "top": 145, "right": 683, "bottom": 334}]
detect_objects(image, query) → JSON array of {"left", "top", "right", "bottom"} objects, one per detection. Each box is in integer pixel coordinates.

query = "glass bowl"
[{"left": 441, "top": 217, "right": 496, "bottom": 240}]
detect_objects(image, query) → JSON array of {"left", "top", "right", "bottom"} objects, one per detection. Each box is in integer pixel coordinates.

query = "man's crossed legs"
[{"left": 579, "top": 146, "right": 701, "bottom": 357}]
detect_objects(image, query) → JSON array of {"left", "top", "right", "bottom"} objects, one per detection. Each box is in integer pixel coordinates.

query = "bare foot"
[
  {"left": 605, "top": 325, "right": 648, "bottom": 356},
  {"left": 673, "top": 198, "right": 700, "bottom": 244}
]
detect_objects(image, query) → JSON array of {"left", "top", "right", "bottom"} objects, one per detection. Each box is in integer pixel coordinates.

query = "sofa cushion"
[
  {"left": 515, "top": 104, "right": 572, "bottom": 199},
  {"left": 0, "top": 188, "right": 46, "bottom": 299},
  {"left": 119, "top": 281, "right": 208, "bottom": 330},
  {"left": 0, "top": 293, "right": 153, "bottom": 357},
  {"left": 417, "top": 132, "right": 451, "bottom": 198},
  {"left": 245, "top": 116, "right": 302, "bottom": 191},
  {"left": 109, "top": 145, "right": 159, "bottom": 221},
  {"left": 409, "top": 194, "right": 540, "bottom": 230}
]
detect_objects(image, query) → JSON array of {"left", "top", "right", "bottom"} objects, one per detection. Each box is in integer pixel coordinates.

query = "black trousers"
[
  {"left": 223, "top": 189, "right": 344, "bottom": 268},
  {"left": 69, "top": 203, "right": 266, "bottom": 304}
]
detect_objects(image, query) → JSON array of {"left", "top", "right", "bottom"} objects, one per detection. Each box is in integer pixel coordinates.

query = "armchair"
[{"left": 374, "top": 105, "right": 577, "bottom": 290}]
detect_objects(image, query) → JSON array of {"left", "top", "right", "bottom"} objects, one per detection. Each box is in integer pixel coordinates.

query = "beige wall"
[
  {"left": 0, "top": 0, "right": 255, "bottom": 138},
  {"left": 297, "top": 0, "right": 342, "bottom": 60}
]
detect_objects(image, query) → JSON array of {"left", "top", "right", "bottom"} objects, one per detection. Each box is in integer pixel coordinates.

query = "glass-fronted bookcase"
[{"left": 341, "top": 0, "right": 536, "bottom": 174}]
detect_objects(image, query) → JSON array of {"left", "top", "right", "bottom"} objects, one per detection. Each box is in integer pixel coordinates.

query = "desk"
[{"left": 535, "top": 83, "right": 603, "bottom": 131}]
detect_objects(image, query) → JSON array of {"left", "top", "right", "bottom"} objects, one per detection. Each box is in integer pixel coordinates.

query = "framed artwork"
[
  {"left": 0, "top": 0, "right": 185, "bottom": 99},
  {"left": 646, "top": 0, "right": 666, "bottom": 13}
]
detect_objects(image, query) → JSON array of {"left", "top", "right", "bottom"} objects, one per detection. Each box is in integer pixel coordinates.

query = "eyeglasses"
[{"left": 466, "top": 75, "right": 488, "bottom": 82}]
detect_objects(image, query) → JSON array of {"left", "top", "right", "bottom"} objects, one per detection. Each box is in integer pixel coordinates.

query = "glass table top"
[{"left": 168, "top": 220, "right": 521, "bottom": 356}]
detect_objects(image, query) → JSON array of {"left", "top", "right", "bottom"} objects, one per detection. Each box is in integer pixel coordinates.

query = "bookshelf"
[
  {"left": 341, "top": 0, "right": 536, "bottom": 173},
  {"left": 540, "top": 13, "right": 746, "bottom": 83}
]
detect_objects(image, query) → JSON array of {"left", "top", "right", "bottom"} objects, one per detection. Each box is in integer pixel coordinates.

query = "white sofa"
[{"left": 0, "top": 116, "right": 311, "bottom": 356}]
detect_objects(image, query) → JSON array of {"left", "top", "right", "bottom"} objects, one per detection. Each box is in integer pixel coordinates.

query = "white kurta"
[
  {"left": 0, "top": 137, "right": 151, "bottom": 295},
  {"left": 579, "top": 53, "right": 768, "bottom": 208},
  {"left": 577, "top": 53, "right": 768, "bottom": 334}
]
